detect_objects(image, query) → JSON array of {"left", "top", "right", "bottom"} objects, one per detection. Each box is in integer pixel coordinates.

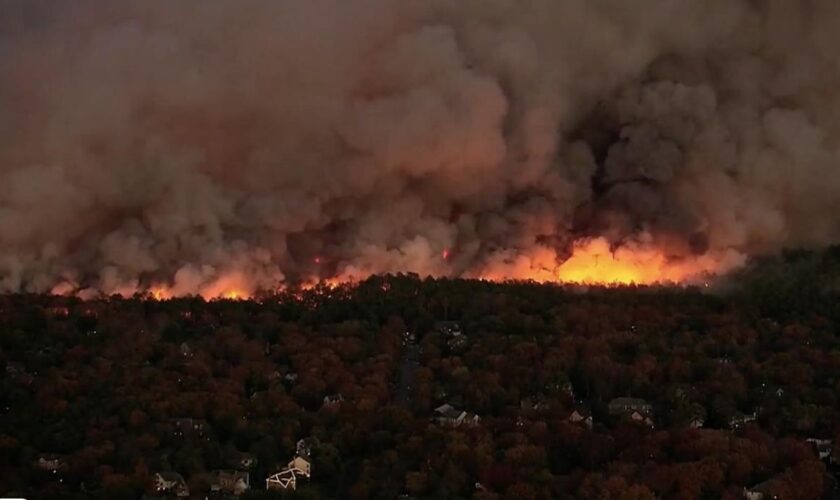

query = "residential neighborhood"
[{"left": 2, "top": 276, "right": 840, "bottom": 499}]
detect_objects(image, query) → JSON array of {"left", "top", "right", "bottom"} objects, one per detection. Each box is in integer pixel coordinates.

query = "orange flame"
[
  {"left": 555, "top": 239, "right": 685, "bottom": 284},
  {"left": 149, "top": 286, "right": 170, "bottom": 301},
  {"left": 113, "top": 237, "right": 745, "bottom": 302},
  {"left": 299, "top": 276, "right": 344, "bottom": 291},
  {"left": 477, "top": 237, "right": 741, "bottom": 286},
  {"left": 146, "top": 272, "right": 254, "bottom": 301},
  {"left": 553, "top": 238, "right": 738, "bottom": 285}
]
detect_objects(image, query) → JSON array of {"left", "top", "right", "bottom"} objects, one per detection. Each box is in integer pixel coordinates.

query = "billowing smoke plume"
[{"left": 1, "top": 0, "right": 839, "bottom": 295}]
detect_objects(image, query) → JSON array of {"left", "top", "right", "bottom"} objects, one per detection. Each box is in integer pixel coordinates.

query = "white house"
[
  {"left": 287, "top": 456, "right": 311, "bottom": 478},
  {"left": 435, "top": 321, "right": 463, "bottom": 338},
  {"left": 629, "top": 410, "right": 655, "bottom": 427},
  {"left": 36, "top": 455, "right": 66, "bottom": 472},
  {"left": 743, "top": 480, "right": 780, "bottom": 500},
  {"left": 806, "top": 438, "right": 832, "bottom": 460},
  {"left": 608, "top": 398, "right": 654, "bottom": 427},
  {"left": 153, "top": 472, "right": 189, "bottom": 498},
  {"left": 322, "top": 393, "right": 344, "bottom": 408},
  {"left": 210, "top": 470, "right": 250, "bottom": 496},
  {"left": 434, "top": 404, "right": 480, "bottom": 427},
  {"left": 567, "top": 408, "right": 593, "bottom": 429},
  {"left": 266, "top": 469, "right": 297, "bottom": 491},
  {"left": 608, "top": 397, "right": 653, "bottom": 415},
  {"left": 729, "top": 412, "right": 758, "bottom": 430}
]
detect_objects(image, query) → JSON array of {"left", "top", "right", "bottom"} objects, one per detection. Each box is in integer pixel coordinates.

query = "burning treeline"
[{"left": 1, "top": 0, "right": 839, "bottom": 298}]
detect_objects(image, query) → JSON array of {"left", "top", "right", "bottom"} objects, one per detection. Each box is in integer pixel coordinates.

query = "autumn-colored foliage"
[{"left": 1, "top": 274, "right": 838, "bottom": 499}]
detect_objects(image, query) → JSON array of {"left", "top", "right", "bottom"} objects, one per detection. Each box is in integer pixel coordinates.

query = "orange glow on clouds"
[
  {"left": 65, "top": 237, "right": 744, "bottom": 301},
  {"left": 478, "top": 237, "right": 742, "bottom": 286},
  {"left": 148, "top": 272, "right": 253, "bottom": 301},
  {"left": 555, "top": 238, "right": 708, "bottom": 285}
]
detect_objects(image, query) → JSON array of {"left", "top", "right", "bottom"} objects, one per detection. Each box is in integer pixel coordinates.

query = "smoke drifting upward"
[{"left": 1, "top": 0, "right": 840, "bottom": 296}]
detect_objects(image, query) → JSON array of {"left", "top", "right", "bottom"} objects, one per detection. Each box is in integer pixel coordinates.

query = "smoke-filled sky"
[{"left": 1, "top": 0, "right": 840, "bottom": 296}]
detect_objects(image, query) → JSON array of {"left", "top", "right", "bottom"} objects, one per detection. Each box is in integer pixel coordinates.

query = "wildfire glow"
[
  {"left": 477, "top": 237, "right": 742, "bottom": 286},
  {"left": 150, "top": 287, "right": 170, "bottom": 301},
  {"left": 299, "top": 276, "right": 345, "bottom": 291},
  {"left": 552, "top": 238, "right": 738, "bottom": 285},
  {"left": 146, "top": 272, "right": 254, "bottom": 301},
  {"left": 58, "top": 237, "right": 744, "bottom": 301},
  {"left": 555, "top": 239, "right": 684, "bottom": 284}
]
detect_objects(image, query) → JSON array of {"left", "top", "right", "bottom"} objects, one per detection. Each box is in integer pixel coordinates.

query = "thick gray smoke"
[{"left": 1, "top": 0, "right": 839, "bottom": 295}]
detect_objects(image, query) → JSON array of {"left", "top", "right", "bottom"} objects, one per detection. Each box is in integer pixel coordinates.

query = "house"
[
  {"left": 628, "top": 410, "right": 655, "bottom": 427},
  {"left": 35, "top": 454, "right": 67, "bottom": 472},
  {"left": 435, "top": 321, "right": 463, "bottom": 338},
  {"left": 433, "top": 404, "right": 480, "bottom": 427},
  {"left": 287, "top": 456, "right": 311, "bottom": 478},
  {"left": 689, "top": 416, "right": 705, "bottom": 428},
  {"left": 520, "top": 395, "right": 549, "bottom": 412},
  {"left": 179, "top": 342, "right": 193, "bottom": 358},
  {"left": 434, "top": 403, "right": 462, "bottom": 424},
  {"left": 806, "top": 438, "right": 833, "bottom": 461},
  {"left": 296, "top": 437, "right": 319, "bottom": 458},
  {"left": 172, "top": 418, "right": 208, "bottom": 437},
  {"left": 729, "top": 412, "right": 758, "bottom": 430},
  {"left": 743, "top": 479, "right": 781, "bottom": 500},
  {"left": 322, "top": 394, "right": 344, "bottom": 409},
  {"left": 265, "top": 456, "right": 312, "bottom": 491},
  {"left": 152, "top": 472, "right": 189, "bottom": 498},
  {"left": 435, "top": 321, "right": 468, "bottom": 351},
  {"left": 546, "top": 380, "right": 574, "bottom": 398},
  {"left": 210, "top": 470, "right": 250, "bottom": 496},
  {"left": 266, "top": 469, "right": 297, "bottom": 491},
  {"left": 567, "top": 407, "right": 593, "bottom": 429},
  {"left": 685, "top": 404, "right": 706, "bottom": 428},
  {"left": 609, "top": 398, "right": 654, "bottom": 426},
  {"left": 447, "top": 335, "right": 469, "bottom": 351},
  {"left": 608, "top": 397, "right": 653, "bottom": 415}
]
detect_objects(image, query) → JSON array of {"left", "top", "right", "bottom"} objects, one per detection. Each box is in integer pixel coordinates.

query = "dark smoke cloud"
[{"left": 0, "top": 0, "right": 838, "bottom": 294}]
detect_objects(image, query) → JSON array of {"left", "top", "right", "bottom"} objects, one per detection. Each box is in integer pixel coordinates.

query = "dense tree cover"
[{"left": 1, "top": 274, "right": 839, "bottom": 499}]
